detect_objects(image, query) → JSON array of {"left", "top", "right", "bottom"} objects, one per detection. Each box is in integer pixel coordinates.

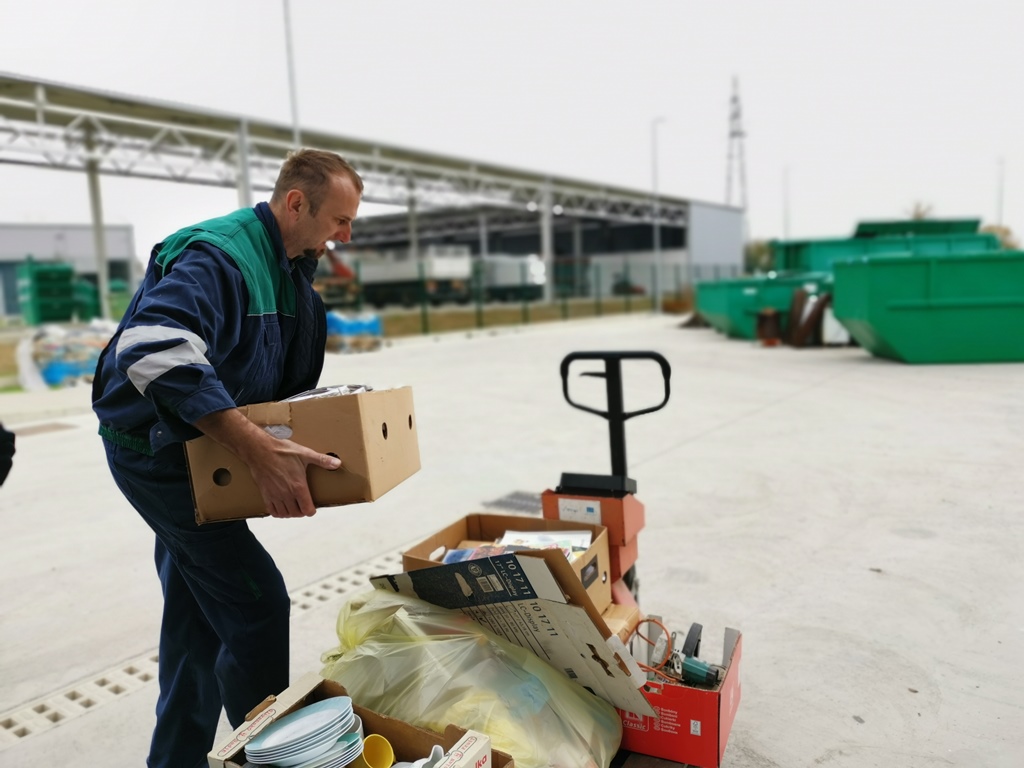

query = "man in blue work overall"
[{"left": 92, "top": 149, "right": 362, "bottom": 767}]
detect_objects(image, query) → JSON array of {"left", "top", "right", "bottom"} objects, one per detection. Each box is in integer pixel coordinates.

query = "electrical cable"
[{"left": 628, "top": 616, "right": 677, "bottom": 681}]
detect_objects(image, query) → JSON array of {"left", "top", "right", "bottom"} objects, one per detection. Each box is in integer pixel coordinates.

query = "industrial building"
[
  {"left": 0, "top": 223, "right": 138, "bottom": 317},
  {"left": 0, "top": 72, "right": 744, "bottom": 316}
]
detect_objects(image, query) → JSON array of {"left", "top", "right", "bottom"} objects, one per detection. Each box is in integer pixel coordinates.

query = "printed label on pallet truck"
[
  {"left": 370, "top": 554, "right": 654, "bottom": 717},
  {"left": 557, "top": 497, "right": 602, "bottom": 525}
]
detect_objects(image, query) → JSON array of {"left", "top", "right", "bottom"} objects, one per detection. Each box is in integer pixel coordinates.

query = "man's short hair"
[{"left": 271, "top": 149, "right": 363, "bottom": 215}]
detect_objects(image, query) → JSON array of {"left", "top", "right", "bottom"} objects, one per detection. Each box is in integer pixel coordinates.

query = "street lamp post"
[
  {"left": 651, "top": 116, "right": 667, "bottom": 311},
  {"left": 282, "top": 0, "right": 301, "bottom": 149}
]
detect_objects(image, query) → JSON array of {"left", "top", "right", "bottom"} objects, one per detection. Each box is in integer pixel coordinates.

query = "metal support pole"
[
  {"left": 85, "top": 127, "right": 111, "bottom": 320},
  {"left": 478, "top": 211, "right": 489, "bottom": 257},
  {"left": 651, "top": 117, "right": 666, "bottom": 313},
  {"left": 407, "top": 177, "right": 419, "bottom": 260},
  {"left": 540, "top": 181, "right": 554, "bottom": 303},
  {"left": 473, "top": 259, "right": 484, "bottom": 329},
  {"left": 520, "top": 261, "right": 530, "bottom": 325},
  {"left": 572, "top": 219, "right": 583, "bottom": 297},
  {"left": 236, "top": 120, "right": 253, "bottom": 208},
  {"left": 418, "top": 260, "right": 429, "bottom": 335},
  {"left": 282, "top": 0, "right": 302, "bottom": 149}
]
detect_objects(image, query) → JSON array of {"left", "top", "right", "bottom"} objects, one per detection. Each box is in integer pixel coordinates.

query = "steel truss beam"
[{"left": 0, "top": 73, "right": 687, "bottom": 227}]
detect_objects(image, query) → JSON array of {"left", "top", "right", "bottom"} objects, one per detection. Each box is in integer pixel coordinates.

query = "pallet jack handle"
[{"left": 560, "top": 351, "right": 671, "bottom": 478}]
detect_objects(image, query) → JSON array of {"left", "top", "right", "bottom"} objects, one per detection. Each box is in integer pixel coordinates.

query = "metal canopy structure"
[
  {"left": 0, "top": 72, "right": 689, "bottom": 222},
  {"left": 0, "top": 71, "right": 693, "bottom": 310}
]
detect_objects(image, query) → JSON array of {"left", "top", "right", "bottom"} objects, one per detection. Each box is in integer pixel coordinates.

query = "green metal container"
[
  {"left": 771, "top": 233, "right": 1001, "bottom": 274},
  {"left": 695, "top": 278, "right": 759, "bottom": 336},
  {"left": 697, "top": 272, "right": 830, "bottom": 340},
  {"left": 853, "top": 219, "right": 981, "bottom": 238},
  {"left": 73, "top": 279, "right": 101, "bottom": 322},
  {"left": 832, "top": 251, "right": 1024, "bottom": 364},
  {"left": 17, "top": 261, "right": 75, "bottom": 325}
]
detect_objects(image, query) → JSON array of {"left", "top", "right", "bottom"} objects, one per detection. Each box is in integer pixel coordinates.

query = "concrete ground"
[{"left": 0, "top": 313, "right": 1021, "bottom": 767}]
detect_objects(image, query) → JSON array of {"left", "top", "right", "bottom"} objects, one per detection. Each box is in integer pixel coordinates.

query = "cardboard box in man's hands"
[{"left": 186, "top": 386, "right": 419, "bottom": 524}]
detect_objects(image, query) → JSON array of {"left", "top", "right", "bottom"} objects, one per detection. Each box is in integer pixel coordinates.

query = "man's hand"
[{"left": 195, "top": 409, "right": 341, "bottom": 518}]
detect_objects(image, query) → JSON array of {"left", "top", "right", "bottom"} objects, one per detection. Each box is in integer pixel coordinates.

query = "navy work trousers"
[{"left": 103, "top": 441, "right": 290, "bottom": 768}]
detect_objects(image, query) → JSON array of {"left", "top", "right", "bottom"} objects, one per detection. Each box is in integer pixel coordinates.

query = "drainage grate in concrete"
[
  {"left": 289, "top": 550, "right": 403, "bottom": 613},
  {"left": 0, "top": 653, "right": 161, "bottom": 748},
  {"left": 480, "top": 490, "right": 543, "bottom": 515},
  {"left": 0, "top": 548, "right": 405, "bottom": 750}
]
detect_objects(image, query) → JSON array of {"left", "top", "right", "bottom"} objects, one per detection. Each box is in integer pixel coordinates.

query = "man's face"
[{"left": 294, "top": 175, "right": 360, "bottom": 260}]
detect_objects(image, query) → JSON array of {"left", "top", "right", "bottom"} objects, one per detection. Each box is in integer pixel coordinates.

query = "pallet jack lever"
[{"left": 558, "top": 351, "right": 671, "bottom": 496}]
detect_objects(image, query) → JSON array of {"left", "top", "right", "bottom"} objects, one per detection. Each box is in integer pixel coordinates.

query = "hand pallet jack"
[{"left": 541, "top": 351, "right": 671, "bottom": 605}]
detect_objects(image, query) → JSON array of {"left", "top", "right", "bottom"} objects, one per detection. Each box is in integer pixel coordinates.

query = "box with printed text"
[
  {"left": 372, "top": 548, "right": 655, "bottom": 718},
  {"left": 402, "top": 512, "right": 612, "bottom": 613},
  {"left": 618, "top": 629, "right": 742, "bottom": 768}
]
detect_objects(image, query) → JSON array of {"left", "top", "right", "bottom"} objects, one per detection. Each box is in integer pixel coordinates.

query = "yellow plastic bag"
[{"left": 320, "top": 590, "right": 622, "bottom": 768}]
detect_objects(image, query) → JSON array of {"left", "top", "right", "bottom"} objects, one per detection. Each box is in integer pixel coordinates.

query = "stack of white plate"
[{"left": 244, "top": 696, "right": 363, "bottom": 768}]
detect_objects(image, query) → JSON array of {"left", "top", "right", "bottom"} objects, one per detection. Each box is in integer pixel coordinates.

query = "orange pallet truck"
[{"left": 542, "top": 351, "right": 671, "bottom": 606}]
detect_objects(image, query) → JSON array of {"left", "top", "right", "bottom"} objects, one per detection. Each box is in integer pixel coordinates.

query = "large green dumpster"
[
  {"left": 832, "top": 251, "right": 1024, "bottom": 364},
  {"left": 697, "top": 272, "right": 831, "bottom": 340}
]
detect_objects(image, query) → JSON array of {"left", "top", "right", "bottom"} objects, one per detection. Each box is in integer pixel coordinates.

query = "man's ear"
[{"left": 285, "top": 188, "right": 304, "bottom": 218}]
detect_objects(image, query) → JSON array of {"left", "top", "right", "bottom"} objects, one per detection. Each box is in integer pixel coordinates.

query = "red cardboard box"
[
  {"left": 618, "top": 629, "right": 742, "bottom": 768},
  {"left": 541, "top": 490, "right": 645, "bottom": 546}
]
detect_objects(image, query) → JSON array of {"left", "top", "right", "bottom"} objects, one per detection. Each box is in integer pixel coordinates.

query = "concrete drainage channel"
[
  {"left": 0, "top": 549, "right": 405, "bottom": 750},
  {"left": 0, "top": 492, "right": 541, "bottom": 750}
]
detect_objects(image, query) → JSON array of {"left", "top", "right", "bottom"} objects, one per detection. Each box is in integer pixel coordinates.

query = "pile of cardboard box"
[{"left": 186, "top": 385, "right": 742, "bottom": 768}]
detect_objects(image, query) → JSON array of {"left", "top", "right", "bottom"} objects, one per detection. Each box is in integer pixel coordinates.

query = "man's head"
[{"left": 269, "top": 149, "right": 363, "bottom": 260}]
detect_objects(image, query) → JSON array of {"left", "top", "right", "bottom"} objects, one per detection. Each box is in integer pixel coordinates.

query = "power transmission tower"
[{"left": 725, "top": 77, "right": 748, "bottom": 213}]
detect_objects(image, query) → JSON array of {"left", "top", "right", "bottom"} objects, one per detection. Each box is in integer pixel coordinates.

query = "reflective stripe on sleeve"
[
  {"left": 126, "top": 340, "right": 213, "bottom": 394},
  {"left": 117, "top": 325, "right": 209, "bottom": 358}
]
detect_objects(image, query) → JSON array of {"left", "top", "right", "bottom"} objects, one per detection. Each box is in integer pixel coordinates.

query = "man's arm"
[{"left": 195, "top": 408, "right": 341, "bottom": 518}]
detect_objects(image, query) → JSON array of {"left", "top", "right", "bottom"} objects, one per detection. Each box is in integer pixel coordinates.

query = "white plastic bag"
[{"left": 320, "top": 590, "right": 622, "bottom": 768}]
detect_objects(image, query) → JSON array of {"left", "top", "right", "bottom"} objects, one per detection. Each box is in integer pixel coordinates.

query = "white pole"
[
  {"left": 283, "top": 0, "right": 301, "bottom": 149},
  {"left": 997, "top": 157, "right": 1005, "bottom": 227},
  {"left": 651, "top": 116, "right": 666, "bottom": 309}
]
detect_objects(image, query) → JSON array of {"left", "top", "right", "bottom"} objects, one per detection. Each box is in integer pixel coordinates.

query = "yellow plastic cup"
[{"left": 350, "top": 733, "right": 395, "bottom": 768}]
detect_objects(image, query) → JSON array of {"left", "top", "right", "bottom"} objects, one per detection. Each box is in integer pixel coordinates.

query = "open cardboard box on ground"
[
  {"left": 186, "top": 386, "right": 419, "bottom": 524},
  {"left": 402, "top": 512, "right": 612, "bottom": 613},
  {"left": 208, "top": 671, "right": 514, "bottom": 768},
  {"left": 618, "top": 629, "right": 743, "bottom": 768},
  {"left": 372, "top": 546, "right": 655, "bottom": 719}
]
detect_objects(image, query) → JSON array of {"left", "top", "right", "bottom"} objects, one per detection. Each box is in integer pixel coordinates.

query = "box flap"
[
  {"left": 240, "top": 400, "right": 293, "bottom": 427},
  {"left": 209, "top": 671, "right": 322, "bottom": 766},
  {"left": 370, "top": 553, "right": 655, "bottom": 717}
]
